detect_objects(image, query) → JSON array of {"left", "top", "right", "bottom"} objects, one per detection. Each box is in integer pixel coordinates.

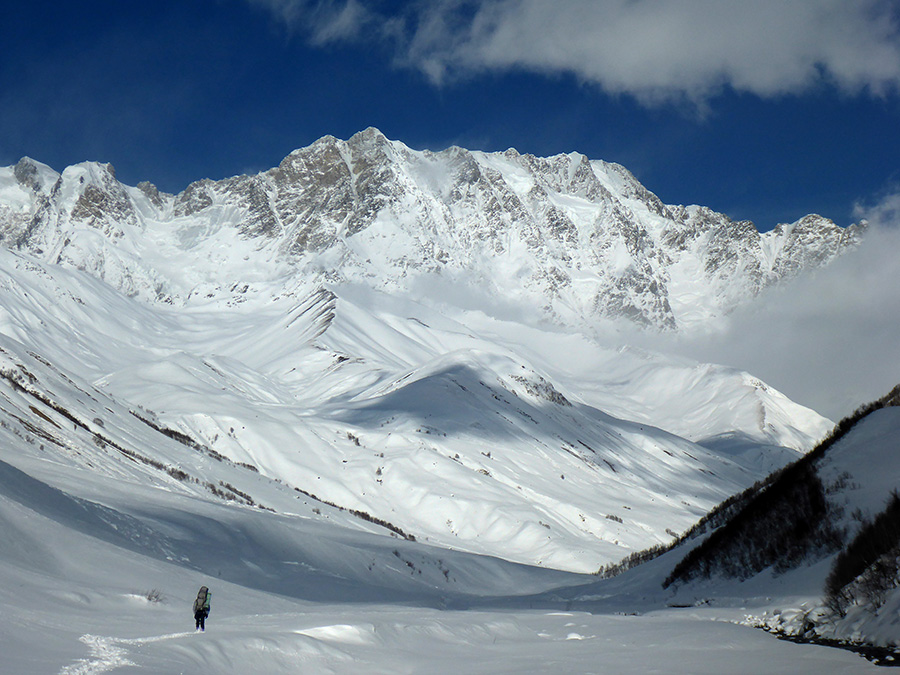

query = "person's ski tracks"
[{"left": 59, "top": 631, "right": 196, "bottom": 674}]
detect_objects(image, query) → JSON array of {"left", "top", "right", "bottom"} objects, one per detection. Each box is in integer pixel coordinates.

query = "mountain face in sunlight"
[
  {"left": 0, "top": 131, "right": 851, "bottom": 570},
  {"left": 0, "top": 131, "right": 841, "bottom": 574},
  {"left": 1, "top": 128, "right": 862, "bottom": 331}
]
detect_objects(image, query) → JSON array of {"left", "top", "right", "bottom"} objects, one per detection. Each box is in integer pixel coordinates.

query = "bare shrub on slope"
[{"left": 824, "top": 492, "right": 900, "bottom": 617}]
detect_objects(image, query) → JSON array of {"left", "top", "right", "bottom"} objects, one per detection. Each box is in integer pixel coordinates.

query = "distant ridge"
[{"left": 0, "top": 129, "right": 864, "bottom": 331}]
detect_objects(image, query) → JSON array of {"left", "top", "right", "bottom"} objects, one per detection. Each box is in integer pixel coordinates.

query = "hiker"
[{"left": 193, "top": 586, "right": 211, "bottom": 631}]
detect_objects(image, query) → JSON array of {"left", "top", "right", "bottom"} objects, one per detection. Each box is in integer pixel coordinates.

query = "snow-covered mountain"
[
  {"left": 0, "top": 129, "right": 854, "bottom": 574},
  {"left": 0, "top": 245, "right": 829, "bottom": 572},
  {"left": 0, "top": 128, "right": 863, "bottom": 331},
  {"left": 0, "top": 130, "right": 848, "bottom": 571},
  {"left": 0, "top": 130, "right": 883, "bottom": 672}
]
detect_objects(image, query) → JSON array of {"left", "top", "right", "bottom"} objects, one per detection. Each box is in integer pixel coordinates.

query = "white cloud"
[
  {"left": 246, "top": 0, "right": 306, "bottom": 25},
  {"left": 855, "top": 188, "right": 900, "bottom": 229},
  {"left": 415, "top": 0, "right": 900, "bottom": 101},
  {"left": 643, "top": 216, "right": 900, "bottom": 421},
  {"left": 247, "top": 0, "right": 372, "bottom": 43},
  {"left": 255, "top": 0, "right": 900, "bottom": 104}
]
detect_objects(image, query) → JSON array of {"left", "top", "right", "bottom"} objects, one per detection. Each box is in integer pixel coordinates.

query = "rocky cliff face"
[{"left": 0, "top": 128, "right": 865, "bottom": 330}]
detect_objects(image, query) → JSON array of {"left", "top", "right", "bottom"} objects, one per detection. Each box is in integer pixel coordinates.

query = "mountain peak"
[
  {"left": 13, "top": 156, "right": 58, "bottom": 194},
  {"left": 0, "top": 133, "right": 864, "bottom": 331}
]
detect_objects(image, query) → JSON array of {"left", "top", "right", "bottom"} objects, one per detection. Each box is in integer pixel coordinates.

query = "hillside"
[
  {"left": 0, "top": 245, "right": 831, "bottom": 574},
  {"left": 658, "top": 385, "right": 900, "bottom": 651}
]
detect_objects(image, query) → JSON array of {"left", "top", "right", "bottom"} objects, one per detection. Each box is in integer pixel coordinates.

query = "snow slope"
[
  {"left": 0, "top": 246, "right": 830, "bottom": 573},
  {"left": 649, "top": 392, "right": 900, "bottom": 654},
  {"left": 0, "top": 348, "right": 872, "bottom": 672},
  {"left": 0, "top": 242, "right": 864, "bottom": 671}
]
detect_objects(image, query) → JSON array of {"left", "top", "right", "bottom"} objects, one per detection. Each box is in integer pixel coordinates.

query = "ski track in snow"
[{"left": 59, "top": 632, "right": 194, "bottom": 675}]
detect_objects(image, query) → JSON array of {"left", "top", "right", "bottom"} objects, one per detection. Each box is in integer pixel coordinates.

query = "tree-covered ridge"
[{"left": 663, "top": 384, "right": 900, "bottom": 588}]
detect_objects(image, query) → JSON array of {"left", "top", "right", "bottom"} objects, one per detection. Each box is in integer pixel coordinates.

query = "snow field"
[{"left": 0, "top": 245, "right": 828, "bottom": 575}]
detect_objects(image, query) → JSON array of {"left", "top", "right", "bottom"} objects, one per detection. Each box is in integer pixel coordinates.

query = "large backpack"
[{"left": 194, "top": 586, "right": 211, "bottom": 613}]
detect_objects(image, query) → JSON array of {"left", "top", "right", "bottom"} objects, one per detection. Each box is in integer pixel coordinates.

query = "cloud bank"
[
  {"left": 253, "top": 0, "right": 900, "bottom": 103},
  {"left": 647, "top": 208, "right": 900, "bottom": 421}
]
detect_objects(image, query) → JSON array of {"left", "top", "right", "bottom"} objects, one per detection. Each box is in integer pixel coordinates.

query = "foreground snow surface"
[
  {"left": 0, "top": 445, "right": 878, "bottom": 674},
  {"left": 4, "top": 537, "right": 874, "bottom": 675},
  {"left": 0, "top": 404, "right": 875, "bottom": 673},
  {"left": 42, "top": 607, "right": 876, "bottom": 675}
]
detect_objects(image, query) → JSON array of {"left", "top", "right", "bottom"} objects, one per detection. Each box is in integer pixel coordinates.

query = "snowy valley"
[{"left": 0, "top": 131, "right": 895, "bottom": 673}]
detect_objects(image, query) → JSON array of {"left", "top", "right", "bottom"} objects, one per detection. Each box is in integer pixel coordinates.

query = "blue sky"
[{"left": 3, "top": 0, "right": 900, "bottom": 231}]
